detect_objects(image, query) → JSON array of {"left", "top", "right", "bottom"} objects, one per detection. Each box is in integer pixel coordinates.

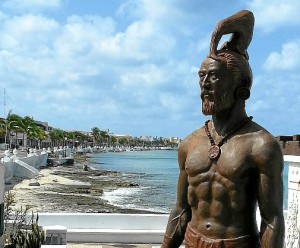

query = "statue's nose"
[{"left": 202, "top": 75, "right": 211, "bottom": 89}]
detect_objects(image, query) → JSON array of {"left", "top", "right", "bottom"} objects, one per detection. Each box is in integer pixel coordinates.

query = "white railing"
[
  {"left": 285, "top": 155, "right": 300, "bottom": 248},
  {"left": 38, "top": 213, "right": 168, "bottom": 244}
]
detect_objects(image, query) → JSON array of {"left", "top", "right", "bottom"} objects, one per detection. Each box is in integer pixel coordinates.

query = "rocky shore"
[{"left": 5, "top": 154, "right": 159, "bottom": 214}]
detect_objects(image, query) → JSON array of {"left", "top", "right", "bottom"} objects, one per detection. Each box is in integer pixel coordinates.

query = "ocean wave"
[{"left": 101, "top": 187, "right": 170, "bottom": 213}]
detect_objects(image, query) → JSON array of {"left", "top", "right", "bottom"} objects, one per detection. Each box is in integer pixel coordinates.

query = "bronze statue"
[{"left": 162, "top": 10, "right": 284, "bottom": 248}]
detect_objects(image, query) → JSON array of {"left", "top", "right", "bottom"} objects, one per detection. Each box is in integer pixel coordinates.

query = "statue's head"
[{"left": 199, "top": 10, "right": 254, "bottom": 116}]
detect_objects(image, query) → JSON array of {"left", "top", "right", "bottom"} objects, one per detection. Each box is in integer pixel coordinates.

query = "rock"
[{"left": 28, "top": 181, "right": 40, "bottom": 186}]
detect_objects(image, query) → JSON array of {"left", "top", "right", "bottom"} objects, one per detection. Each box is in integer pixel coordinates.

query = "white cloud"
[
  {"left": 2, "top": 0, "right": 298, "bottom": 137},
  {"left": 120, "top": 20, "right": 176, "bottom": 62},
  {"left": 247, "top": 72, "right": 300, "bottom": 135},
  {"left": 118, "top": 0, "right": 168, "bottom": 20},
  {"left": 1, "top": 14, "right": 59, "bottom": 50},
  {"left": 0, "top": 7, "right": 196, "bottom": 136},
  {"left": 247, "top": 0, "right": 300, "bottom": 31},
  {"left": 2, "top": 0, "right": 61, "bottom": 13},
  {"left": 264, "top": 40, "right": 300, "bottom": 71},
  {"left": 120, "top": 64, "right": 165, "bottom": 87}
]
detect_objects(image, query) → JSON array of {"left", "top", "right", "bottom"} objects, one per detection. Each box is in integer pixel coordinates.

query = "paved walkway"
[{"left": 67, "top": 244, "right": 184, "bottom": 248}]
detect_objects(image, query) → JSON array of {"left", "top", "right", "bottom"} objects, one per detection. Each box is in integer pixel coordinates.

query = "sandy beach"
[{"left": 5, "top": 154, "right": 157, "bottom": 214}]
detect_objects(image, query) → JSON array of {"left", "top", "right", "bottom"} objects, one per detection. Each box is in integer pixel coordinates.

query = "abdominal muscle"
[{"left": 187, "top": 174, "right": 257, "bottom": 239}]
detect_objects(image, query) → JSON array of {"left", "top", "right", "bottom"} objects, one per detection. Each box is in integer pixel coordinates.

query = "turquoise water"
[{"left": 90, "top": 150, "right": 288, "bottom": 213}]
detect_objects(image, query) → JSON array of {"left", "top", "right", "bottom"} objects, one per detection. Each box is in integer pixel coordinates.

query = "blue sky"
[{"left": 0, "top": 0, "right": 299, "bottom": 138}]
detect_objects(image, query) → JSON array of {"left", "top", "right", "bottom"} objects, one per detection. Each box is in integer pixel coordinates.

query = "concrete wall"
[
  {"left": 38, "top": 213, "right": 169, "bottom": 244},
  {"left": 37, "top": 212, "right": 288, "bottom": 244},
  {"left": 284, "top": 155, "right": 300, "bottom": 247},
  {"left": 0, "top": 164, "right": 4, "bottom": 248},
  {"left": 13, "top": 160, "right": 39, "bottom": 178},
  {"left": 2, "top": 152, "right": 47, "bottom": 181},
  {"left": 20, "top": 154, "right": 47, "bottom": 169}
]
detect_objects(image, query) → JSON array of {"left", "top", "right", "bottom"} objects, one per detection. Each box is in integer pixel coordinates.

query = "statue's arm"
[
  {"left": 162, "top": 140, "right": 191, "bottom": 248},
  {"left": 256, "top": 137, "right": 285, "bottom": 248}
]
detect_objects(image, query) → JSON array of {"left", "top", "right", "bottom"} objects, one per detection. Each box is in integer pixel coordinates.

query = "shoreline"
[{"left": 5, "top": 154, "right": 162, "bottom": 214}]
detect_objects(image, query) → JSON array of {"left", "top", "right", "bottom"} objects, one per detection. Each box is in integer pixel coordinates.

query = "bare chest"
[{"left": 185, "top": 138, "right": 254, "bottom": 183}]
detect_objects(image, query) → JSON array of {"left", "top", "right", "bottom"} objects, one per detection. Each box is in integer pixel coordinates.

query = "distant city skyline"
[{"left": 1, "top": 0, "right": 300, "bottom": 139}]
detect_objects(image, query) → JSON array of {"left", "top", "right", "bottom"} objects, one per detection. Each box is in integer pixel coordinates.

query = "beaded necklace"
[{"left": 204, "top": 116, "right": 253, "bottom": 160}]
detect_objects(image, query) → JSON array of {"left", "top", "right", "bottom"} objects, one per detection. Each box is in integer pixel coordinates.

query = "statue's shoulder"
[
  {"left": 248, "top": 121, "right": 278, "bottom": 145},
  {"left": 178, "top": 127, "right": 206, "bottom": 152},
  {"left": 249, "top": 121, "right": 283, "bottom": 161},
  {"left": 183, "top": 126, "right": 206, "bottom": 143}
]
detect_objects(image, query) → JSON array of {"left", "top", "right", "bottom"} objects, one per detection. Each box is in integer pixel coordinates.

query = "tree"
[
  {"left": 118, "top": 137, "right": 128, "bottom": 146},
  {"left": 6, "top": 113, "right": 22, "bottom": 148},
  {"left": 49, "top": 129, "right": 64, "bottom": 147},
  {"left": 91, "top": 127, "right": 100, "bottom": 145},
  {"left": 73, "top": 131, "right": 88, "bottom": 147},
  {"left": 100, "top": 130, "right": 110, "bottom": 145},
  {"left": 0, "top": 118, "right": 6, "bottom": 143},
  {"left": 27, "top": 125, "right": 40, "bottom": 148},
  {"left": 65, "top": 131, "right": 76, "bottom": 148},
  {"left": 21, "top": 116, "right": 36, "bottom": 150},
  {"left": 111, "top": 136, "right": 117, "bottom": 145},
  {"left": 35, "top": 128, "right": 47, "bottom": 149}
]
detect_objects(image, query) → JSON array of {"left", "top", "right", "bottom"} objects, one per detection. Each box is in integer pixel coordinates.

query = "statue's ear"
[{"left": 236, "top": 87, "right": 250, "bottom": 101}]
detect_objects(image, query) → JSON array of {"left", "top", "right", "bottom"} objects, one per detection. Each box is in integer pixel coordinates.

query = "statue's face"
[{"left": 199, "top": 57, "right": 235, "bottom": 115}]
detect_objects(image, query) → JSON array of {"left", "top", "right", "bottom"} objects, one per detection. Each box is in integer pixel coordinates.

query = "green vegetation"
[
  {"left": 0, "top": 112, "right": 47, "bottom": 149},
  {"left": 0, "top": 112, "right": 179, "bottom": 149},
  {"left": 4, "top": 191, "right": 45, "bottom": 248}
]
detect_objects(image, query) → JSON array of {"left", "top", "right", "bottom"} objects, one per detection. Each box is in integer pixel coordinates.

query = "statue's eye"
[
  {"left": 199, "top": 73, "right": 205, "bottom": 81},
  {"left": 210, "top": 73, "right": 217, "bottom": 81}
]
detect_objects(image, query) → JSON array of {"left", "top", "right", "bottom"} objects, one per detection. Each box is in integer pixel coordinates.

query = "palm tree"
[
  {"left": 73, "top": 131, "right": 87, "bottom": 147},
  {"left": 91, "top": 127, "right": 100, "bottom": 145},
  {"left": 49, "top": 128, "right": 64, "bottom": 147},
  {"left": 100, "top": 130, "right": 110, "bottom": 146},
  {"left": 6, "top": 113, "right": 22, "bottom": 148},
  {"left": 35, "top": 128, "right": 47, "bottom": 149},
  {"left": 21, "top": 116, "right": 36, "bottom": 150},
  {"left": 0, "top": 118, "right": 6, "bottom": 143},
  {"left": 27, "top": 125, "right": 40, "bottom": 148}
]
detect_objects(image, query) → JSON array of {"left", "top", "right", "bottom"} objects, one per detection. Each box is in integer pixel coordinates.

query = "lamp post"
[
  {"left": 4, "top": 119, "right": 7, "bottom": 149},
  {"left": 64, "top": 137, "right": 67, "bottom": 157}
]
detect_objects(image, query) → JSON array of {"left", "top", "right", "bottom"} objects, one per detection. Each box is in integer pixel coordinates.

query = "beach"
[{"left": 5, "top": 154, "right": 160, "bottom": 214}]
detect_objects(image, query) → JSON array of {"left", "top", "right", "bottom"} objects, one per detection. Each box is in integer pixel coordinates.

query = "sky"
[{"left": 0, "top": 0, "right": 299, "bottom": 138}]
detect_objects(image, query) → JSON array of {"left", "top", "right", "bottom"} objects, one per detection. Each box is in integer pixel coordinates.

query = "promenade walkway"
[{"left": 67, "top": 244, "right": 185, "bottom": 248}]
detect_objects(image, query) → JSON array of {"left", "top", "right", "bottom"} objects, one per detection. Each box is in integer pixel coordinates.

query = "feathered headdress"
[{"left": 209, "top": 10, "right": 255, "bottom": 60}]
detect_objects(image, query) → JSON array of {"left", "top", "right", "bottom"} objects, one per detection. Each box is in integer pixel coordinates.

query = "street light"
[
  {"left": 4, "top": 119, "right": 7, "bottom": 149},
  {"left": 64, "top": 137, "right": 67, "bottom": 157},
  {"left": 4, "top": 110, "right": 12, "bottom": 150}
]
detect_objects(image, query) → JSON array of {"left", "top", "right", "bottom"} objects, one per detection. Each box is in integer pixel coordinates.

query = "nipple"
[
  {"left": 205, "top": 223, "right": 211, "bottom": 230},
  {"left": 185, "top": 167, "right": 190, "bottom": 175}
]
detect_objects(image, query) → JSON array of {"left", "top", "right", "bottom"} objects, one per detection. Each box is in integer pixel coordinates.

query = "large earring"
[{"left": 236, "top": 87, "right": 250, "bottom": 100}]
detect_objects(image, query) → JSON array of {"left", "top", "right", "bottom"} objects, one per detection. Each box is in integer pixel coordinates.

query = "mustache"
[{"left": 201, "top": 90, "right": 214, "bottom": 99}]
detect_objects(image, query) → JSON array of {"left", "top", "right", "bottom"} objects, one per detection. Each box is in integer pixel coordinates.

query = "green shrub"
[{"left": 4, "top": 191, "right": 45, "bottom": 248}]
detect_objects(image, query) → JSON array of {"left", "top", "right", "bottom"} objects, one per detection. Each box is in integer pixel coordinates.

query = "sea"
[{"left": 89, "top": 150, "right": 289, "bottom": 213}]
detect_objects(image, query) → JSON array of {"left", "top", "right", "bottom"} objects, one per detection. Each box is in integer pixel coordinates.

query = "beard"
[
  {"left": 202, "top": 98, "right": 215, "bottom": 115},
  {"left": 201, "top": 91, "right": 235, "bottom": 116}
]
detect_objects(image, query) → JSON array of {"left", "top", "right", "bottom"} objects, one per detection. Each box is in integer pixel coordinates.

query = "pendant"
[{"left": 208, "top": 145, "right": 221, "bottom": 160}]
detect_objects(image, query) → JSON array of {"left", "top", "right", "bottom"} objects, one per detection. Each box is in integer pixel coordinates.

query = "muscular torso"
[{"left": 184, "top": 125, "right": 261, "bottom": 239}]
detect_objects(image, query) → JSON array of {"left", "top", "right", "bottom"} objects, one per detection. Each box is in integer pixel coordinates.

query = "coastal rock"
[
  {"left": 6, "top": 163, "right": 158, "bottom": 214},
  {"left": 28, "top": 181, "right": 40, "bottom": 186}
]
